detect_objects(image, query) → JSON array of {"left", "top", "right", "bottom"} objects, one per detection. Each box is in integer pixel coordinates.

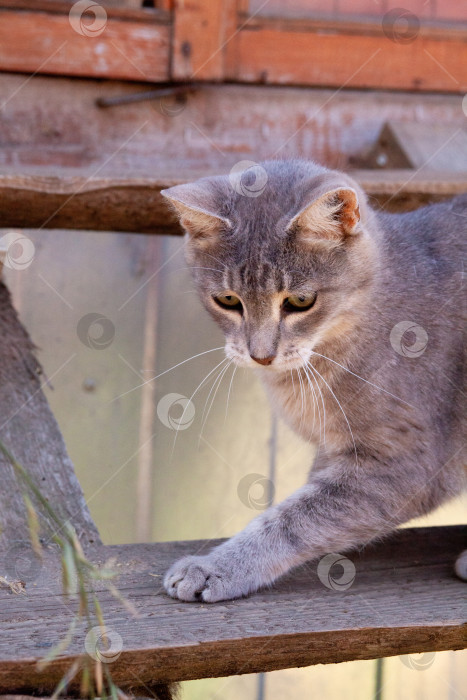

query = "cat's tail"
[{"left": 454, "top": 550, "right": 467, "bottom": 581}]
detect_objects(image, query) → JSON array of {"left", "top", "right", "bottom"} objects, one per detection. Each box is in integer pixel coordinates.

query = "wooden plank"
[
  {"left": 171, "top": 0, "right": 238, "bottom": 81},
  {"left": 0, "top": 170, "right": 465, "bottom": 234},
  {"left": 251, "top": 0, "right": 467, "bottom": 24},
  {"left": 238, "top": 13, "right": 467, "bottom": 41},
  {"left": 0, "top": 281, "right": 100, "bottom": 548},
  {"left": 366, "top": 123, "right": 467, "bottom": 172},
  {"left": 0, "top": 526, "right": 465, "bottom": 694},
  {"left": 0, "top": 0, "right": 171, "bottom": 23},
  {"left": 225, "top": 22, "right": 467, "bottom": 92},
  {"left": 1, "top": 73, "right": 464, "bottom": 177},
  {"left": 0, "top": 9, "right": 170, "bottom": 82}
]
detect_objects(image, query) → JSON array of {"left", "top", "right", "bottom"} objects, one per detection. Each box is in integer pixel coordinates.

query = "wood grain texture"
[
  {"left": 0, "top": 526, "right": 465, "bottom": 694},
  {"left": 0, "top": 170, "right": 465, "bottom": 234},
  {"left": 226, "top": 23, "right": 467, "bottom": 92},
  {"left": 0, "top": 0, "right": 171, "bottom": 23},
  {"left": 1, "top": 3, "right": 465, "bottom": 91},
  {"left": 171, "top": 0, "right": 238, "bottom": 81},
  {"left": 0, "top": 9, "right": 170, "bottom": 82},
  {"left": 0, "top": 282, "right": 100, "bottom": 549},
  {"left": 1, "top": 73, "right": 465, "bottom": 179}
]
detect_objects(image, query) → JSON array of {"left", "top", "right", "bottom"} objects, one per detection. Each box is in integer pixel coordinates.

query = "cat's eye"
[
  {"left": 282, "top": 293, "right": 317, "bottom": 313},
  {"left": 214, "top": 294, "right": 243, "bottom": 312}
]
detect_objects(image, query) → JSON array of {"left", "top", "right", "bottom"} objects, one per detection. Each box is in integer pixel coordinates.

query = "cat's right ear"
[
  {"left": 286, "top": 186, "right": 364, "bottom": 246},
  {"left": 161, "top": 183, "right": 231, "bottom": 242}
]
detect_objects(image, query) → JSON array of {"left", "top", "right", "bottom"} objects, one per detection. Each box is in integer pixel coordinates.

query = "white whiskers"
[
  {"left": 199, "top": 359, "right": 233, "bottom": 445},
  {"left": 302, "top": 363, "right": 324, "bottom": 446},
  {"left": 305, "top": 357, "right": 359, "bottom": 469},
  {"left": 170, "top": 356, "right": 229, "bottom": 459},
  {"left": 224, "top": 365, "right": 237, "bottom": 424},
  {"left": 289, "top": 369, "right": 297, "bottom": 399},
  {"left": 296, "top": 367, "right": 306, "bottom": 434},
  {"left": 111, "top": 346, "right": 225, "bottom": 403},
  {"left": 310, "top": 349, "right": 412, "bottom": 408}
]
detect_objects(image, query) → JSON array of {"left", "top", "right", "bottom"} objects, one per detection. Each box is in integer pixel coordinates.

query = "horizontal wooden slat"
[
  {"left": 0, "top": 8, "right": 170, "bottom": 82},
  {"left": 0, "top": 526, "right": 465, "bottom": 694},
  {"left": 226, "top": 22, "right": 467, "bottom": 92},
  {"left": 0, "top": 0, "right": 171, "bottom": 23},
  {"left": 239, "top": 13, "right": 467, "bottom": 40},
  {"left": 0, "top": 170, "right": 465, "bottom": 234}
]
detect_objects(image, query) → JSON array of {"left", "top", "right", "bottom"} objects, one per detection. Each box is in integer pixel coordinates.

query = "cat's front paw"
[{"left": 164, "top": 554, "right": 250, "bottom": 603}]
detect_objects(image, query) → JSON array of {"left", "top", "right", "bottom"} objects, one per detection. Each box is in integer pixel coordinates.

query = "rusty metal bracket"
[{"left": 95, "top": 83, "right": 199, "bottom": 108}]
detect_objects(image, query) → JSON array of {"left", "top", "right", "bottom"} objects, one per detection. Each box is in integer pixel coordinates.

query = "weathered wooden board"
[
  {"left": 172, "top": 0, "right": 238, "bottom": 81},
  {"left": 1, "top": 73, "right": 465, "bottom": 178},
  {"left": 0, "top": 6, "right": 170, "bottom": 82},
  {"left": 248, "top": 0, "right": 467, "bottom": 23},
  {"left": 0, "top": 170, "right": 465, "bottom": 234},
  {"left": 225, "top": 20, "right": 467, "bottom": 92},
  {"left": 0, "top": 526, "right": 465, "bottom": 694},
  {"left": 0, "top": 281, "right": 100, "bottom": 548}
]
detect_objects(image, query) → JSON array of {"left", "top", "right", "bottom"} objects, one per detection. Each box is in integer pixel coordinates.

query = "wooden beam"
[
  {"left": 0, "top": 170, "right": 465, "bottom": 234},
  {"left": 0, "top": 526, "right": 465, "bottom": 694},
  {"left": 0, "top": 7, "right": 170, "bottom": 82},
  {"left": 171, "top": 0, "right": 238, "bottom": 81}
]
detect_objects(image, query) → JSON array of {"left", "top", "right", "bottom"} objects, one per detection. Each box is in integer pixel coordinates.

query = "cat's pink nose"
[{"left": 250, "top": 354, "right": 276, "bottom": 366}]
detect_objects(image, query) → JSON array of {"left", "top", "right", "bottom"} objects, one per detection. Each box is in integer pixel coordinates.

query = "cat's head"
[{"left": 161, "top": 160, "right": 378, "bottom": 371}]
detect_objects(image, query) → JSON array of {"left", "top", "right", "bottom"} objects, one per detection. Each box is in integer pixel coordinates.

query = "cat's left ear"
[
  {"left": 161, "top": 181, "right": 231, "bottom": 241},
  {"left": 286, "top": 187, "right": 362, "bottom": 243}
]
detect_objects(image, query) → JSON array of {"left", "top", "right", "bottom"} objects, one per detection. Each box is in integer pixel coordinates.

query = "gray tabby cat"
[{"left": 161, "top": 159, "right": 466, "bottom": 602}]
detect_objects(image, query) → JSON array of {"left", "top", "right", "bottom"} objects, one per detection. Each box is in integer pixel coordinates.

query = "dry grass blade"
[
  {"left": 0, "top": 574, "right": 26, "bottom": 594},
  {"left": 0, "top": 436, "right": 135, "bottom": 698}
]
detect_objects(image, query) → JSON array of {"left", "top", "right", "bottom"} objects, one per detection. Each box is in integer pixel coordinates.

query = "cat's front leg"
[
  {"left": 163, "top": 510, "right": 301, "bottom": 602},
  {"left": 163, "top": 461, "right": 439, "bottom": 603}
]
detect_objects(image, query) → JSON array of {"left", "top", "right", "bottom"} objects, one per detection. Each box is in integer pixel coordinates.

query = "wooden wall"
[{"left": 0, "top": 0, "right": 466, "bottom": 91}]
